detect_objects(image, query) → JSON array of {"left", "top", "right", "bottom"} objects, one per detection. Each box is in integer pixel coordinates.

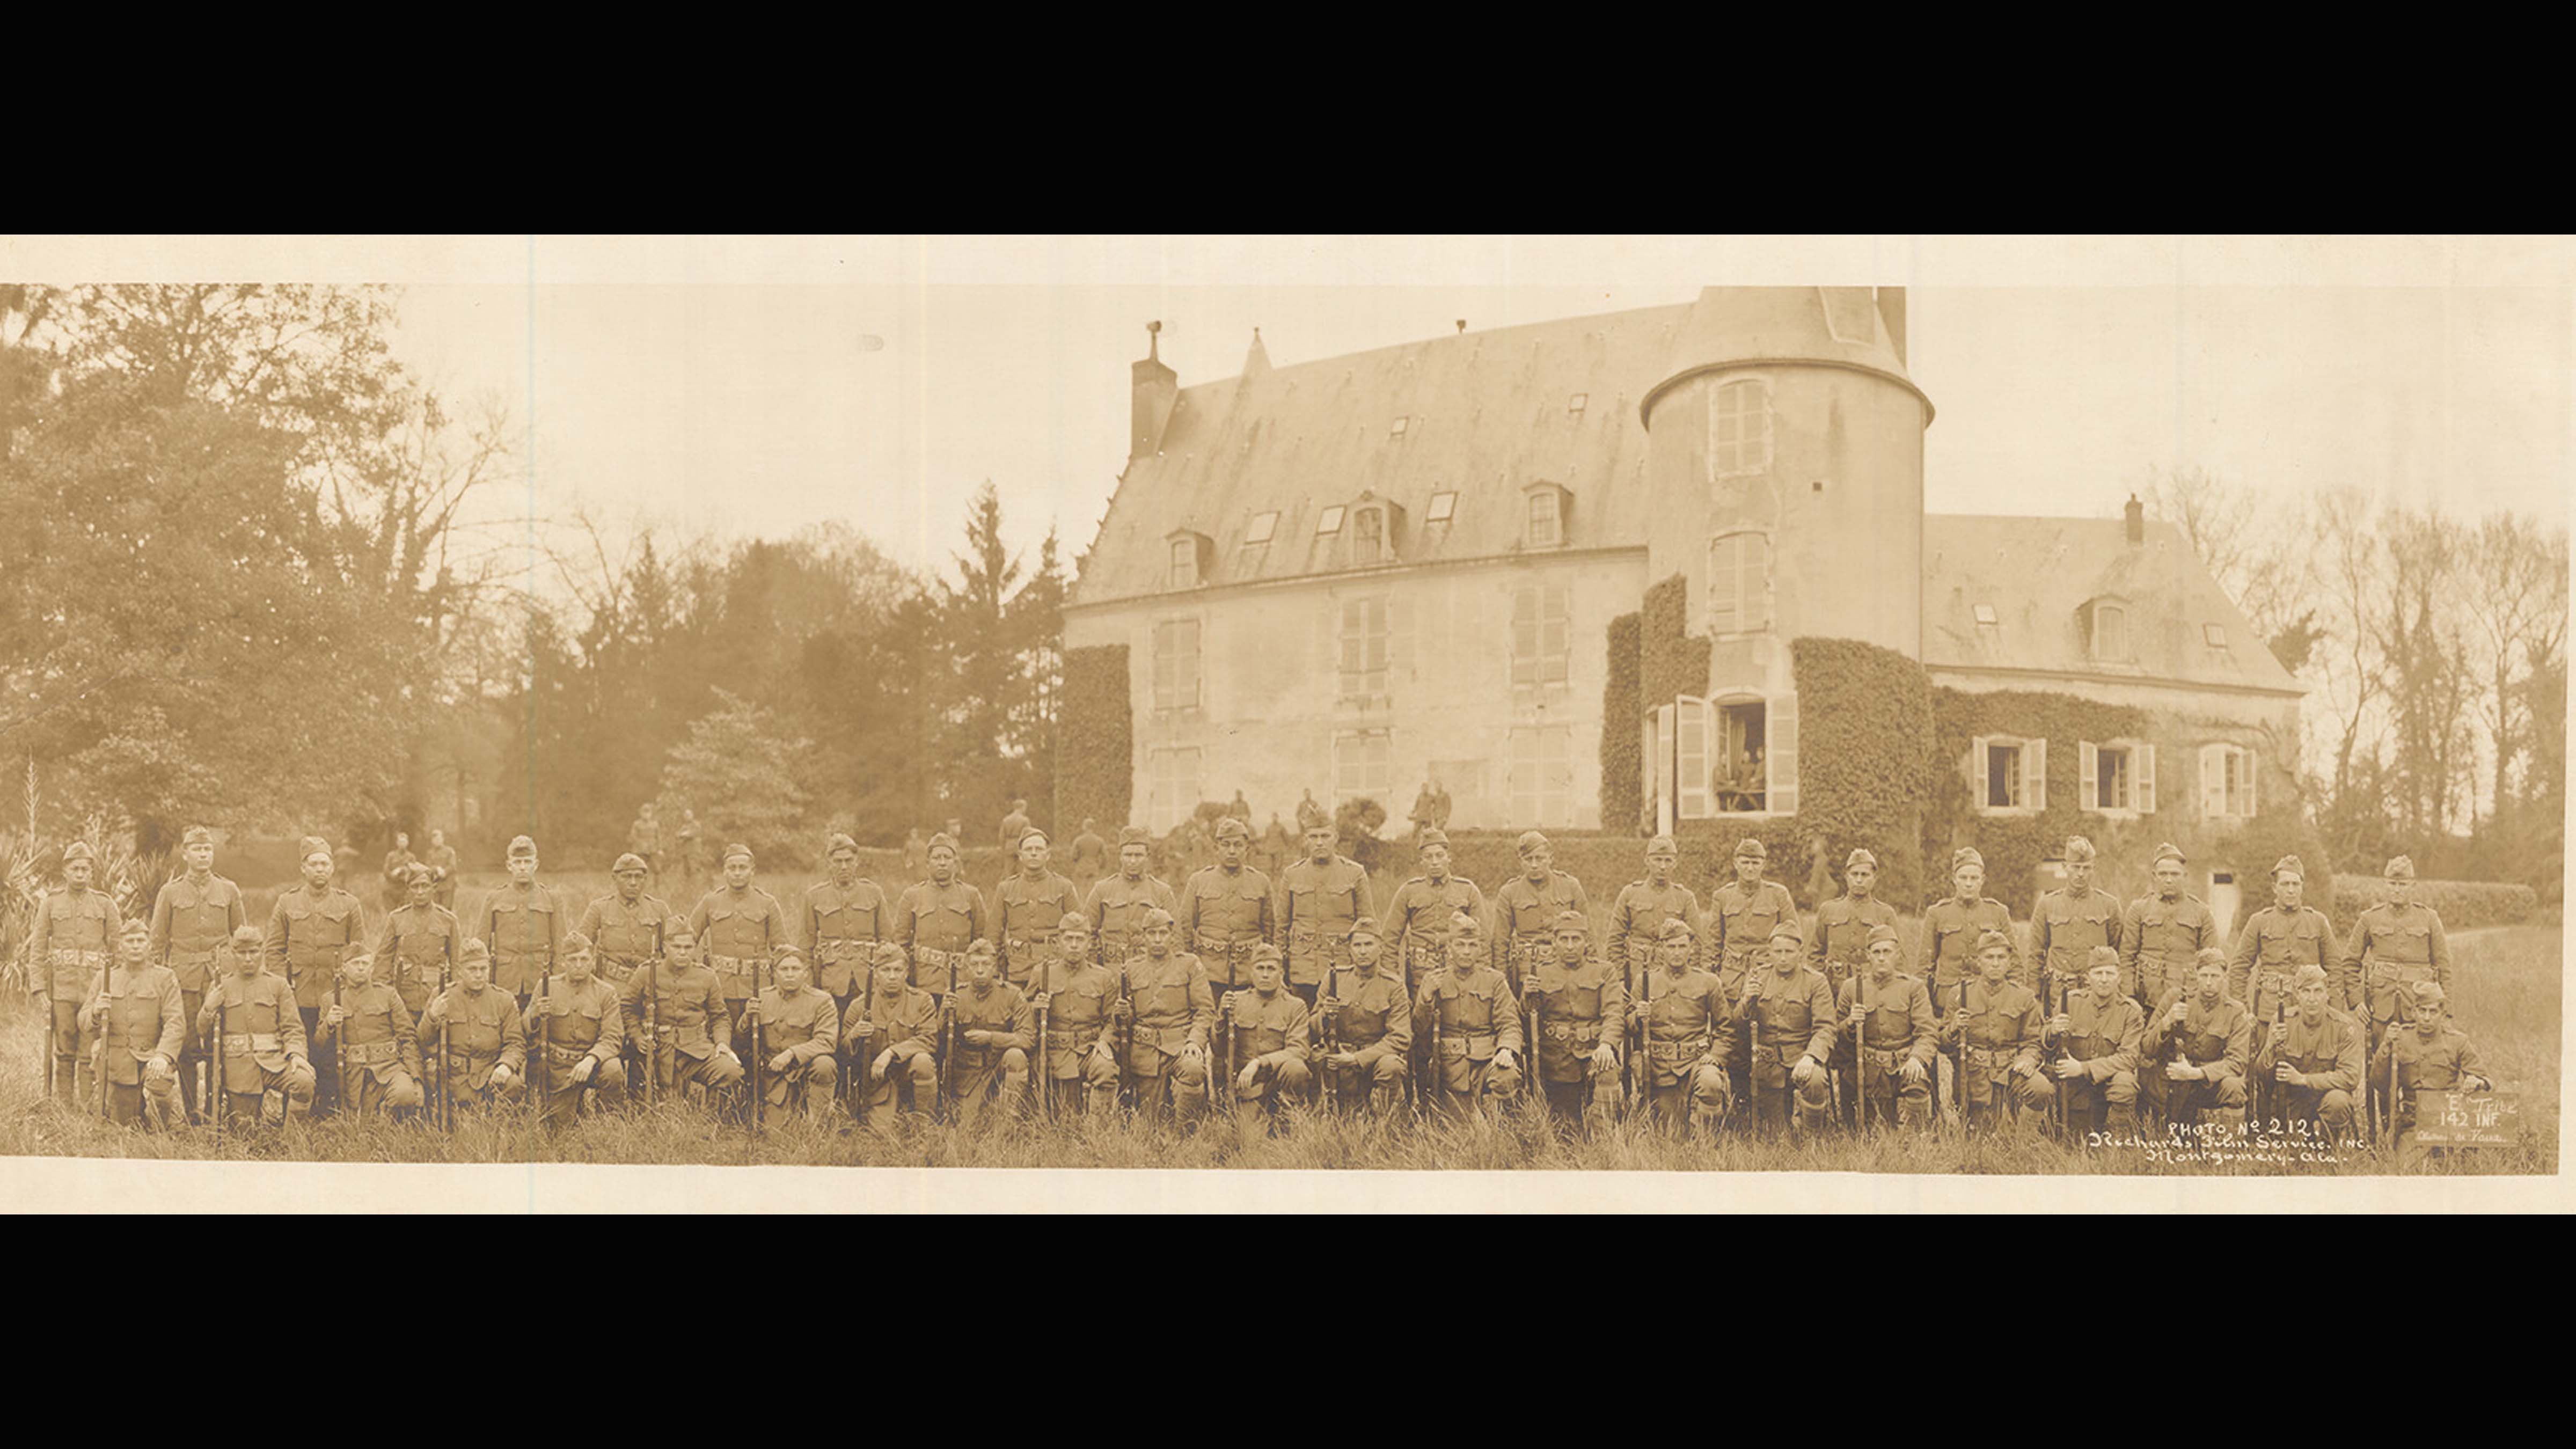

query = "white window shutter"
[
  {"left": 2136, "top": 743, "right": 2156, "bottom": 813},
  {"left": 1969, "top": 735, "right": 1990, "bottom": 804},
  {"left": 2079, "top": 741, "right": 2098, "bottom": 812},
  {"left": 1768, "top": 690, "right": 1798, "bottom": 815},
  {"left": 2199, "top": 744, "right": 2225, "bottom": 820},
  {"left": 2025, "top": 737, "right": 2047, "bottom": 813},
  {"left": 1386, "top": 596, "right": 1412, "bottom": 683},
  {"left": 2243, "top": 748, "right": 2258, "bottom": 817},
  {"left": 1677, "top": 699, "right": 1712, "bottom": 819}
]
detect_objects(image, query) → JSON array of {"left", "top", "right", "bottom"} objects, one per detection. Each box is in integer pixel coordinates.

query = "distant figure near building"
[
  {"left": 903, "top": 827, "right": 928, "bottom": 882},
  {"left": 1067, "top": 818, "right": 1109, "bottom": 885},
  {"left": 999, "top": 799, "right": 1033, "bottom": 853},
  {"left": 675, "top": 810, "right": 704, "bottom": 895},
  {"left": 423, "top": 829, "right": 459, "bottom": 912},
  {"left": 1407, "top": 782, "right": 1437, "bottom": 840},
  {"left": 381, "top": 832, "right": 417, "bottom": 911},
  {"left": 1225, "top": 790, "right": 1252, "bottom": 823},
  {"left": 629, "top": 802, "right": 662, "bottom": 883},
  {"left": 1296, "top": 789, "right": 1329, "bottom": 834}
]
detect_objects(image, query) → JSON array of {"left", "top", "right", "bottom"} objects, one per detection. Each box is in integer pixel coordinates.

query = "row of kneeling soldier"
[{"left": 26, "top": 823, "right": 2495, "bottom": 1162}]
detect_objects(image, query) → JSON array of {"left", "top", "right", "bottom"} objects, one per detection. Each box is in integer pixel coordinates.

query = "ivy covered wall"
[
  {"left": 1055, "top": 644, "right": 1133, "bottom": 831},
  {"left": 1599, "top": 610, "right": 1642, "bottom": 836},
  {"left": 1791, "top": 637, "right": 1936, "bottom": 908}
]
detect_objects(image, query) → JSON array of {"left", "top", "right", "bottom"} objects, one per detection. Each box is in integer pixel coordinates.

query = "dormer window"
[
  {"left": 1353, "top": 504, "right": 1387, "bottom": 561},
  {"left": 1389, "top": 415, "right": 1409, "bottom": 437},
  {"left": 1244, "top": 511, "right": 1277, "bottom": 545},
  {"left": 1315, "top": 505, "right": 1345, "bottom": 537},
  {"left": 1568, "top": 393, "right": 1589, "bottom": 418},
  {"left": 1165, "top": 529, "right": 1212, "bottom": 589},
  {"left": 1169, "top": 539, "right": 1196, "bottom": 588},
  {"left": 1523, "top": 481, "right": 1570, "bottom": 549},
  {"left": 1973, "top": 604, "right": 1999, "bottom": 627},
  {"left": 2203, "top": 623, "right": 2228, "bottom": 648},
  {"left": 1426, "top": 491, "right": 1458, "bottom": 524},
  {"left": 2089, "top": 599, "right": 2131, "bottom": 660}
]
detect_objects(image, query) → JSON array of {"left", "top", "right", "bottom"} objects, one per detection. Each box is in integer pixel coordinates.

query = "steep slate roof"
[
  {"left": 1072, "top": 304, "right": 1690, "bottom": 606},
  {"left": 1921, "top": 514, "right": 2301, "bottom": 694}
]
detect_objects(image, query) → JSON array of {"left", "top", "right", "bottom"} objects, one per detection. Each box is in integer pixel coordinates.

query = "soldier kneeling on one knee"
[
  {"left": 197, "top": 925, "right": 316, "bottom": 1127},
  {"left": 847, "top": 945, "right": 942, "bottom": 1130},
  {"left": 1524, "top": 910, "right": 1624, "bottom": 1128},
  {"left": 1413, "top": 913, "right": 1523, "bottom": 1118},
  {"left": 1840, "top": 924, "right": 1937, "bottom": 1132},
  {"left": 420, "top": 939, "right": 527, "bottom": 1113},
  {"left": 2257, "top": 963, "right": 2364, "bottom": 1141},
  {"left": 1223, "top": 945, "right": 1312, "bottom": 1136},
  {"left": 1633, "top": 917, "right": 1732, "bottom": 1135},
  {"left": 82, "top": 918, "right": 185, "bottom": 1130},
  {"left": 1314, "top": 919, "right": 1411, "bottom": 1114},
  {"left": 314, "top": 951, "right": 425, "bottom": 1121},
  {"left": 2044, "top": 947, "right": 2145, "bottom": 1138},
  {"left": 2148, "top": 948, "right": 2252, "bottom": 1134},
  {"left": 528, "top": 933, "right": 628, "bottom": 1124}
]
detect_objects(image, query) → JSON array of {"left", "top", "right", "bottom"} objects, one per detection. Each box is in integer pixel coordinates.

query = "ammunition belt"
[
  {"left": 50, "top": 949, "right": 108, "bottom": 967},
  {"left": 343, "top": 1040, "right": 400, "bottom": 1067},
  {"left": 222, "top": 1033, "right": 283, "bottom": 1054}
]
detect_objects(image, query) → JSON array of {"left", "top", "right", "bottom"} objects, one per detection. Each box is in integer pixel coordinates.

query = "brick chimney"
[
  {"left": 1131, "top": 321, "right": 1178, "bottom": 459},
  {"left": 2124, "top": 493, "right": 2145, "bottom": 544}
]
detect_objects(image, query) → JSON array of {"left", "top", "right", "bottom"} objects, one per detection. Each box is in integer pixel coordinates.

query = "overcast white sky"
[{"left": 11, "top": 236, "right": 2571, "bottom": 590}]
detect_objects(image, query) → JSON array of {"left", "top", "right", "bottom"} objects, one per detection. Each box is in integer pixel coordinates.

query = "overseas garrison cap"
[
  {"left": 1346, "top": 918, "right": 1381, "bottom": 942},
  {"left": 1646, "top": 834, "right": 1678, "bottom": 855},
  {"left": 722, "top": 843, "right": 753, "bottom": 865},
  {"left": 928, "top": 832, "right": 958, "bottom": 853},
  {"left": 1846, "top": 847, "right": 1878, "bottom": 870},
  {"left": 1140, "top": 906, "right": 1175, "bottom": 930},
  {"left": 965, "top": 938, "right": 997, "bottom": 957},
  {"left": 459, "top": 938, "right": 491, "bottom": 962},
  {"left": 1118, "top": 826, "right": 1151, "bottom": 846},
  {"left": 2194, "top": 947, "right": 2227, "bottom": 970},
  {"left": 299, "top": 836, "right": 331, "bottom": 861},
  {"left": 2384, "top": 855, "right": 2416, "bottom": 880},
  {"left": 873, "top": 942, "right": 909, "bottom": 967},
  {"left": 2063, "top": 835, "right": 2096, "bottom": 862},
  {"left": 1975, "top": 929, "right": 2012, "bottom": 954},
  {"left": 2154, "top": 842, "right": 2186, "bottom": 866},
  {"left": 1553, "top": 909, "right": 1590, "bottom": 934},
  {"left": 561, "top": 932, "right": 594, "bottom": 954},
  {"left": 1867, "top": 924, "right": 1901, "bottom": 946},
  {"left": 1657, "top": 917, "right": 1696, "bottom": 942},
  {"left": 404, "top": 862, "right": 434, "bottom": 884},
  {"left": 774, "top": 946, "right": 805, "bottom": 966},
  {"left": 62, "top": 841, "right": 93, "bottom": 864},
  {"left": 613, "top": 853, "right": 647, "bottom": 874},
  {"left": 1019, "top": 826, "right": 1050, "bottom": 847},
  {"left": 1448, "top": 911, "right": 1481, "bottom": 935},
  {"left": 228, "top": 925, "right": 264, "bottom": 949},
  {"left": 1417, "top": 828, "right": 1450, "bottom": 848},
  {"left": 1214, "top": 817, "right": 1249, "bottom": 841},
  {"left": 1951, "top": 847, "right": 1984, "bottom": 870},
  {"left": 826, "top": 833, "right": 858, "bottom": 855},
  {"left": 1517, "top": 830, "right": 1549, "bottom": 855},
  {"left": 2086, "top": 946, "right": 2120, "bottom": 970},
  {"left": 508, "top": 835, "right": 537, "bottom": 858},
  {"left": 1249, "top": 942, "right": 1283, "bottom": 965},
  {"left": 2410, "top": 979, "right": 2445, "bottom": 1006},
  {"left": 1768, "top": 921, "right": 1803, "bottom": 945},
  {"left": 121, "top": 917, "right": 150, "bottom": 939},
  {"left": 2292, "top": 964, "right": 2329, "bottom": 989},
  {"left": 182, "top": 825, "right": 214, "bottom": 846},
  {"left": 1735, "top": 838, "right": 1766, "bottom": 861},
  {"left": 1056, "top": 917, "right": 1091, "bottom": 938},
  {"left": 2272, "top": 855, "right": 2304, "bottom": 879}
]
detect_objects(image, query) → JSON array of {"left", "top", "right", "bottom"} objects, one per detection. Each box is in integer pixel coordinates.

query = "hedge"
[
  {"left": 1371, "top": 829, "right": 1823, "bottom": 912},
  {"left": 1638, "top": 573, "right": 1708, "bottom": 718},
  {"left": 2328, "top": 876, "right": 2537, "bottom": 936},
  {"left": 1599, "top": 611, "right": 1643, "bottom": 837},
  {"left": 1055, "top": 644, "right": 1133, "bottom": 833},
  {"left": 1791, "top": 637, "right": 1935, "bottom": 908}
]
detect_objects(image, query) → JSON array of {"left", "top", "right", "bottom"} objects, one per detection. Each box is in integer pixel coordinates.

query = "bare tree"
[
  {"left": 2461, "top": 513, "right": 2564, "bottom": 821},
  {"left": 2140, "top": 464, "right": 2314, "bottom": 661}
]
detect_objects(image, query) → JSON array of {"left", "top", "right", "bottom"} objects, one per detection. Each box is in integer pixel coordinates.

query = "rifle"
[
  {"left": 1953, "top": 982, "right": 1970, "bottom": 1136},
  {"left": 1317, "top": 967, "right": 1339, "bottom": 1113},
  {"left": 1216, "top": 992, "right": 1234, "bottom": 1124},
  {"left": 93, "top": 968, "right": 111, "bottom": 1121},
  {"left": 1035, "top": 981, "right": 1052, "bottom": 1121},
  {"left": 1422, "top": 988, "right": 1441, "bottom": 1119},
  {"left": 332, "top": 958, "right": 348, "bottom": 1121},
  {"left": 645, "top": 918, "right": 662, "bottom": 1114},
  {"left": 534, "top": 952, "right": 553, "bottom": 1127},
  {"left": 938, "top": 994, "right": 957, "bottom": 1123},
  {"left": 749, "top": 990, "right": 767, "bottom": 1136},
  {"left": 1524, "top": 975, "right": 1543, "bottom": 1111},
  {"left": 210, "top": 989, "right": 226, "bottom": 1144},
  {"left": 2050, "top": 975, "right": 2068, "bottom": 1140}
]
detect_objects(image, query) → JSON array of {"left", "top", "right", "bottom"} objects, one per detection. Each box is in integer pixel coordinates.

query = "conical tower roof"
[{"left": 1641, "top": 286, "right": 1929, "bottom": 427}]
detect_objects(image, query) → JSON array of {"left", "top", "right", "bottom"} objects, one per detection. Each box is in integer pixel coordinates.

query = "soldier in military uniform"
[
  {"left": 1413, "top": 913, "right": 1523, "bottom": 1121},
  {"left": 803, "top": 833, "right": 890, "bottom": 1018},
  {"left": 266, "top": 835, "right": 367, "bottom": 1116},
  {"left": 1631, "top": 918, "right": 1733, "bottom": 1136},
  {"left": 475, "top": 834, "right": 565, "bottom": 1008},
  {"left": 1313, "top": 918, "right": 1411, "bottom": 1116},
  {"left": 895, "top": 832, "right": 989, "bottom": 998},
  {"left": 675, "top": 809, "right": 704, "bottom": 896},
  {"left": 524, "top": 932, "right": 628, "bottom": 1125},
  {"left": 689, "top": 843, "right": 795, "bottom": 1039},
  {"left": 1296, "top": 789, "right": 1328, "bottom": 833},
  {"left": 381, "top": 831, "right": 417, "bottom": 912},
  {"left": 419, "top": 939, "right": 526, "bottom": 1115},
  {"left": 998, "top": 799, "right": 1033, "bottom": 853},
  {"left": 1221, "top": 943, "right": 1312, "bottom": 1137},
  {"left": 628, "top": 802, "right": 662, "bottom": 886},
  {"left": 148, "top": 824, "right": 245, "bottom": 1123},
  {"left": 1839, "top": 925, "right": 1937, "bottom": 1133},
  {"left": 1378, "top": 828, "right": 1485, "bottom": 993},
  {"left": 2374, "top": 980, "right": 2492, "bottom": 1169},
  {"left": 197, "top": 925, "right": 315, "bottom": 1127},
  {"left": 1736, "top": 921, "right": 1839, "bottom": 1136},
  {"left": 1940, "top": 930, "right": 2050, "bottom": 1137},
  {"left": 1179, "top": 815, "right": 1275, "bottom": 1001},
  {"left": 1810, "top": 847, "right": 1897, "bottom": 992},
  {"left": 1114, "top": 906, "right": 1216, "bottom": 1125},
  {"left": 2257, "top": 963, "right": 2363, "bottom": 1143},
  {"left": 79, "top": 919, "right": 184, "bottom": 1128},
  {"left": 1707, "top": 837, "right": 1795, "bottom": 982},
  {"left": 2031, "top": 835, "right": 2124, "bottom": 1002},
  {"left": 2145, "top": 948, "right": 2251, "bottom": 1135},
  {"left": 1277, "top": 820, "right": 1374, "bottom": 1007},
  {"left": 1521, "top": 909, "right": 1625, "bottom": 1131},
  {"left": 578, "top": 854, "right": 676, "bottom": 992},
  {"left": 2342, "top": 854, "right": 2451, "bottom": 1055},
  {"left": 742, "top": 947, "right": 836, "bottom": 1125},
  {"left": 312, "top": 951, "right": 424, "bottom": 1121},
  {"left": 376, "top": 863, "right": 460, "bottom": 1030},
  {"left": 2042, "top": 947, "right": 2146, "bottom": 1138},
  {"left": 1067, "top": 818, "right": 1109, "bottom": 886},
  {"left": 1489, "top": 830, "right": 1587, "bottom": 996},
  {"left": 2229, "top": 853, "right": 2338, "bottom": 1122},
  {"left": 1607, "top": 835, "right": 1700, "bottom": 997},
  {"left": 1085, "top": 825, "right": 1175, "bottom": 968},
  {"left": 994, "top": 825, "right": 1082, "bottom": 990},
  {"left": 2122, "top": 842, "right": 2215, "bottom": 1013},
  {"left": 422, "top": 828, "right": 459, "bottom": 912},
  {"left": 847, "top": 944, "right": 943, "bottom": 1133},
  {"left": 1919, "top": 846, "right": 2011, "bottom": 1120},
  {"left": 946, "top": 939, "right": 1034, "bottom": 1130},
  {"left": 31, "top": 841, "right": 122, "bottom": 1103},
  {"left": 1024, "top": 917, "right": 1120, "bottom": 1119},
  {"left": 620, "top": 923, "right": 744, "bottom": 1106}
]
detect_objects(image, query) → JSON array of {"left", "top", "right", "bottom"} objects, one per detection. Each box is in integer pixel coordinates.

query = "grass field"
[{"left": 4, "top": 924, "right": 2554, "bottom": 1177}]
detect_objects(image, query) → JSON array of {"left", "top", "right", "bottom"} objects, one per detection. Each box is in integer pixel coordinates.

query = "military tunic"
[
  {"left": 1378, "top": 874, "right": 1485, "bottom": 991},
  {"left": 1119, "top": 952, "right": 1214, "bottom": 1120},
  {"left": 1415, "top": 964, "right": 1524, "bottom": 1114},
  {"left": 1067, "top": 829, "right": 1109, "bottom": 885},
  {"left": 33, "top": 885, "right": 122, "bottom": 1101},
  {"left": 2376, "top": 1023, "right": 2488, "bottom": 1165},
  {"left": 376, "top": 901, "right": 462, "bottom": 1019},
  {"left": 2229, "top": 905, "right": 2340, "bottom": 1021},
  {"left": 2146, "top": 990, "right": 2251, "bottom": 1127},
  {"left": 801, "top": 879, "right": 890, "bottom": 1002},
  {"left": 1314, "top": 963, "right": 1412, "bottom": 1108},
  {"left": 1635, "top": 967, "right": 1733, "bottom": 1128},
  {"left": 2122, "top": 891, "right": 2215, "bottom": 1010},
  {"left": 2342, "top": 903, "right": 2451, "bottom": 1035},
  {"left": 845, "top": 982, "right": 942, "bottom": 1125},
  {"left": 994, "top": 870, "right": 1083, "bottom": 988},
  {"left": 420, "top": 984, "right": 528, "bottom": 1108},
  {"left": 620, "top": 958, "right": 742, "bottom": 1096},
  {"left": 149, "top": 870, "right": 242, "bottom": 1119},
  {"left": 575, "top": 891, "right": 676, "bottom": 987},
  {"left": 423, "top": 843, "right": 459, "bottom": 911},
  {"left": 1177, "top": 863, "right": 1275, "bottom": 991},
  {"left": 315, "top": 980, "right": 423, "bottom": 1118},
  {"left": 1918, "top": 896, "right": 2013, "bottom": 1001},
  {"left": 1021, "top": 956, "right": 1121, "bottom": 1111},
  {"left": 1522, "top": 952, "right": 1626, "bottom": 1122},
  {"left": 474, "top": 882, "right": 565, "bottom": 999},
  {"left": 688, "top": 885, "right": 794, "bottom": 1021},
  {"left": 1084, "top": 872, "right": 1176, "bottom": 966},
  {"left": 2042, "top": 987, "right": 2145, "bottom": 1130},
  {"left": 1489, "top": 869, "right": 1589, "bottom": 992},
  {"left": 1706, "top": 879, "right": 1797, "bottom": 979},
  {"left": 2257, "top": 1008, "right": 2363, "bottom": 1135},
  {"left": 1738, "top": 963, "right": 1839, "bottom": 1129},
  {"left": 265, "top": 881, "right": 365, "bottom": 1115},
  {"left": 1947, "top": 977, "right": 2051, "bottom": 1126},
  {"left": 81, "top": 962, "right": 185, "bottom": 1128},
  {"left": 1838, "top": 971, "right": 1938, "bottom": 1128},
  {"left": 196, "top": 971, "right": 314, "bottom": 1124},
  {"left": 946, "top": 982, "right": 1034, "bottom": 1129},
  {"left": 1810, "top": 892, "right": 1899, "bottom": 989},
  {"left": 528, "top": 976, "right": 628, "bottom": 1121},
  {"left": 1606, "top": 878, "right": 1700, "bottom": 992},
  {"left": 2030, "top": 885, "right": 2124, "bottom": 1000},
  {"left": 894, "top": 878, "right": 989, "bottom": 996},
  {"left": 1219, "top": 986, "right": 1312, "bottom": 1132},
  {"left": 747, "top": 984, "right": 837, "bottom": 1119},
  {"left": 1277, "top": 854, "right": 1375, "bottom": 994}
]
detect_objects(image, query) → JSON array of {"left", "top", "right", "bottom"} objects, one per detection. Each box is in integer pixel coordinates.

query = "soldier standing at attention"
[
  {"left": 1025, "top": 917, "right": 1121, "bottom": 1119},
  {"left": 266, "top": 835, "right": 366, "bottom": 1116},
  {"left": 476, "top": 834, "right": 567, "bottom": 1009},
  {"left": 896, "top": 832, "right": 988, "bottom": 1000},
  {"left": 1378, "top": 827, "right": 1483, "bottom": 993},
  {"left": 1277, "top": 820, "right": 1374, "bottom": 1007},
  {"left": 1736, "top": 922, "right": 1839, "bottom": 1137},
  {"left": 675, "top": 810, "right": 705, "bottom": 896},
  {"left": 422, "top": 828, "right": 460, "bottom": 912},
  {"left": 577, "top": 854, "right": 675, "bottom": 993},
  {"left": 803, "top": 833, "right": 890, "bottom": 1018},
  {"left": 2122, "top": 842, "right": 2215, "bottom": 1014},
  {"left": 2342, "top": 854, "right": 2451, "bottom": 1054},
  {"left": 381, "top": 831, "right": 418, "bottom": 912},
  {"left": 746, "top": 947, "right": 837, "bottom": 1125},
  {"left": 377, "top": 863, "right": 459, "bottom": 1029},
  {"left": 1314, "top": 919, "right": 1411, "bottom": 1115},
  {"left": 81, "top": 919, "right": 184, "bottom": 1129},
  {"left": 2230, "top": 854, "right": 2338, "bottom": 1077},
  {"left": 902, "top": 827, "right": 927, "bottom": 884},
  {"left": 2031, "top": 835, "right": 2124, "bottom": 1001},
  {"left": 1115, "top": 907, "right": 1216, "bottom": 1125},
  {"left": 1941, "top": 930, "right": 2050, "bottom": 1137},
  {"left": 1919, "top": 845, "right": 2010, "bottom": 1115},
  {"left": 620, "top": 924, "right": 743, "bottom": 1104},
  {"left": 1810, "top": 847, "right": 1897, "bottom": 992},
  {"left": 690, "top": 843, "right": 795, "bottom": 1041},
  {"left": 1490, "top": 830, "right": 1587, "bottom": 997},
  {"left": 526, "top": 932, "right": 628, "bottom": 1125},
  {"left": 1086, "top": 826, "right": 1175, "bottom": 967},
  {"left": 1296, "top": 789, "right": 1329, "bottom": 834},
  {"left": 1839, "top": 925, "right": 1938, "bottom": 1133},
  {"left": 1067, "top": 818, "right": 1109, "bottom": 887},
  {"left": 148, "top": 824, "right": 245, "bottom": 1124},
  {"left": 32, "top": 841, "right": 122, "bottom": 1103},
  {"left": 994, "top": 826, "right": 1082, "bottom": 990},
  {"left": 847, "top": 945, "right": 942, "bottom": 1132},
  {"left": 2146, "top": 948, "right": 2251, "bottom": 1135},
  {"left": 197, "top": 925, "right": 314, "bottom": 1127},
  {"left": 311, "top": 952, "right": 423, "bottom": 1121},
  {"left": 1707, "top": 837, "right": 1795, "bottom": 983},
  {"left": 998, "top": 798, "right": 1033, "bottom": 853},
  {"left": 1413, "top": 913, "right": 1523, "bottom": 1121},
  {"left": 1633, "top": 917, "right": 1733, "bottom": 1136},
  {"left": 2257, "top": 964, "right": 2363, "bottom": 1142},
  {"left": 1180, "top": 814, "right": 1275, "bottom": 1001},
  {"left": 419, "top": 939, "right": 526, "bottom": 1115},
  {"left": 2042, "top": 947, "right": 2146, "bottom": 1138},
  {"left": 1607, "top": 835, "right": 1700, "bottom": 997},
  {"left": 629, "top": 802, "right": 662, "bottom": 887},
  {"left": 1522, "top": 910, "right": 1625, "bottom": 1131},
  {"left": 2374, "top": 980, "right": 2492, "bottom": 1169},
  {"left": 1221, "top": 944, "right": 1312, "bottom": 1137},
  {"left": 947, "top": 940, "right": 1034, "bottom": 1130}
]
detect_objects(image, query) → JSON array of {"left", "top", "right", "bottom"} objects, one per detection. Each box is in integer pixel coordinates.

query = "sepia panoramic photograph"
[{"left": 2, "top": 235, "right": 2566, "bottom": 1213}]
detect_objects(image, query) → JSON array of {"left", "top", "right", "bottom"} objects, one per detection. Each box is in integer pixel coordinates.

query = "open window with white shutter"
[
  {"left": 1767, "top": 690, "right": 1798, "bottom": 815},
  {"left": 1675, "top": 697, "right": 1713, "bottom": 820},
  {"left": 2136, "top": 743, "right": 2157, "bottom": 813},
  {"left": 2023, "top": 737, "right": 2047, "bottom": 812},
  {"left": 1969, "top": 735, "right": 1991, "bottom": 800},
  {"left": 2198, "top": 743, "right": 2227, "bottom": 819},
  {"left": 2079, "top": 741, "right": 2099, "bottom": 811}
]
